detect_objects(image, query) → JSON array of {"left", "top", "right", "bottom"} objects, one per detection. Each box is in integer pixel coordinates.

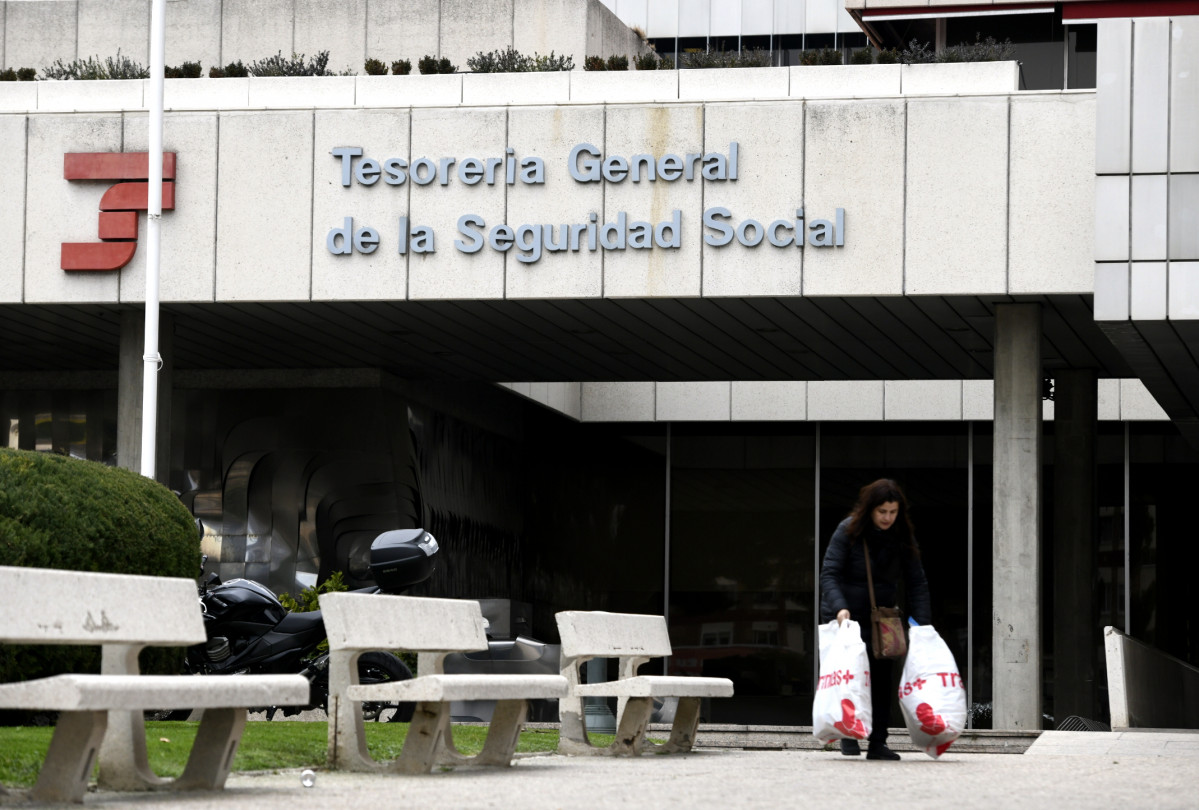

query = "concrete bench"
[
  {"left": 555, "top": 610, "right": 734, "bottom": 756},
  {"left": 0, "top": 565, "right": 309, "bottom": 803},
  {"left": 320, "top": 592, "right": 568, "bottom": 773}
]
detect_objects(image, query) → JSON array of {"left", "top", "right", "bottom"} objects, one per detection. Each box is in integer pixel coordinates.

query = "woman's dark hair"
[{"left": 846, "top": 478, "right": 918, "bottom": 556}]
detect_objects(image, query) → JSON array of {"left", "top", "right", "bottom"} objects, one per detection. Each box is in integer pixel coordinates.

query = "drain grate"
[{"left": 1055, "top": 715, "right": 1111, "bottom": 732}]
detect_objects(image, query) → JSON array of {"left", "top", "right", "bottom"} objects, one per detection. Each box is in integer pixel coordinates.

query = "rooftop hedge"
[{"left": 0, "top": 448, "right": 200, "bottom": 706}]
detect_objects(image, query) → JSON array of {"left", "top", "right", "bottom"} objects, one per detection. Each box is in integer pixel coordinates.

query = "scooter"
[{"left": 177, "top": 528, "right": 439, "bottom": 722}]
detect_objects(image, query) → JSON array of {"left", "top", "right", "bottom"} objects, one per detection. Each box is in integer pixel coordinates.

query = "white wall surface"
[
  {"left": 1, "top": 66, "right": 1094, "bottom": 307},
  {"left": 602, "top": 0, "right": 857, "bottom": 38}
]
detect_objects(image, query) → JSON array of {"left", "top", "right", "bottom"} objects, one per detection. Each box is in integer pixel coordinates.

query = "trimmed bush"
[
  {"left": 248, "top": 50, "right": 334, "bottom": 77},
  {"left": 633, "top": 52, "right": 658, "bottom": 71},
  {"left": 164, "top": 62, "right": 202, "bottom": 79},
  {"left": 364, "top": 57, "right": 387, "bottom": 76},
  {"left": 584, "top": 55, "right": 606, "bottom": 71},
  {"left": 605, "top": 54, "right": 628, "bottom": 71},
  {"left": 209, "top": 60, "right": 248, "bottom": 79},
  {"left": 41, "top": 51, "right": 149, "bottom": 80},
  {"left": 468, "top": 47, "right": 571, "bottom": 73},
  {"left": 876, "top": 48, "right": 900, "bottom": 65},
  {"left": 17, "top": 68, "right": 36, "bottom": 81},
  {"left": 0, "top": 69, "right": 15, "bottom": 82},
  {"left": 850, "top": 47, "right": 875, "bottom": 65},
  {"left": 0, "top": 449, "right": 200, "bottom": 698},
  {"left": 391, "top": 59, "right": 411, "bottom": 76},
  {"left": 418, "top": 55, "right": 455, "bottom": 74}
]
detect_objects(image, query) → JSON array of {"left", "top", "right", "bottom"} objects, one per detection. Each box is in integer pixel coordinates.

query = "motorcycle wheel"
[{"left": 355, "top": 651, "right": 415, "bottom": 723}]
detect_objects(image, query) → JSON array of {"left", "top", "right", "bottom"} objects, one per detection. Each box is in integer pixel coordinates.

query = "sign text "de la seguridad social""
[{"left": 327, "top": 143, "right": 845, "bottom": 264}]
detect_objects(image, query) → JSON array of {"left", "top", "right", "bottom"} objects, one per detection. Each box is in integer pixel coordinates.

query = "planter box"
[
  {"left": 789, "top": 64, "right": 902, "bottom": 98},
  {"left": 569, "top": 70, "right": 678, "bottom": 103},
  {"left": 678, "top": 66, "right": 789, "bottom": 101},
  {"left": 355, "top": 73, "right": 463, "bottom": 107},
  {"left": 36, "top": 79, "right": 144, "bottom": 111},
  {"left": 247, "top": 76, "right": 356, "bottom": 108},
  {"left": 462, "top": 71, "right": 571, "bottom": 106},
  {"left": 0, "top": 83, "right": 38, "bottom": 112},
  {"left": 163, "top": 78, "right": 251, "bottom": 110},
  {"left": 902, "top": 61, "right": 1020, "bottom": 95}
]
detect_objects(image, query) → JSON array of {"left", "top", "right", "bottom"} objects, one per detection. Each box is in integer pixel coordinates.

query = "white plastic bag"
[
  {"left": 812, "top": 619, "right": 872, "bottom": 744},
  {"left": 898, "top": 624, "right": 967, "bottom": 758}
]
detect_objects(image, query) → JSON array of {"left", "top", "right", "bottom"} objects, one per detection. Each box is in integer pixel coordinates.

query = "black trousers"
[{"left": 867, "top": 647, "right": 894, "bottom": 745}]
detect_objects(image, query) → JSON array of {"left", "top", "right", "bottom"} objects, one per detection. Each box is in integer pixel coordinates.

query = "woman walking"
[{"left": 820, "top": 478, "right": 932, "bottom": 760}]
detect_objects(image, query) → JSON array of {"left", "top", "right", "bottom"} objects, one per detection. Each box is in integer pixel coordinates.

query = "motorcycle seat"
[{"left": 275, "top": 610, "right": 325, "bottom": 634}]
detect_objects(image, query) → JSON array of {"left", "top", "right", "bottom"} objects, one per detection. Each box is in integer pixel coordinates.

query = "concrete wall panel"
[
  {"left": 366, "top": 0, "right": 439, "bottom": 65},
  {"left": 1120, "top": 379, "right": 1168, "bottom": 420},
  {"left": 581, "top": 380, "right": 654, "bottom": 420},
  {"left": 441, "top": 0, "right": 513, "bottom": 74},
  {"left": 462, "top": 72, "right": 571, "bottom": 106},
  {"left": 1093, "top": 262, "right": 1129, "bottom": 321},
  {"left": 678, "top": 67, "right": 788, "bottom": 102},
  {"left": 599, "top": 0, "right": 645, "bottom": 59},
  {"left": 601, "top": 104, "right": 704, "bottom": 297},
  {"left": 120, "top": 112, "right": 218, "bottom": 303},
  {"left": 740, "top": 0, "right": 771, "bottom": 36},
  {"left": 905, "top": 97, "right": 1008, "bottom": 294},
  {"left": 1130, "top": 174, "right": 1167, "bottom": 261},
  {"left": 407, "top": 106, "right": 507, "bottom": 299},
  {"left": 4, "top": 1, "right": 76, "bottom": 71},
  {"left": 1131, "top": 17, "right": 1169, "bottom": 175},
  {"left": 1097, "top": 378, "right": 1119, "bottom": 420},
  {"left": 963, "top": 379, "right": 994, "bottom": 421},
  {"left": 1095, "top": 175, "right": 1129, "bottom": 261},
  {"left": 215, "top": 111, "right": 314, "bottom": 300},
  {"left": 702, "top": 102, "right": 803, "bottom": 296},
  {"left": 78, "top": 0, "right": 148, "bottom": 66},
  {"left": 808, "top": 380, "right": 883, "bottom": 421},
  {"left": 1008, "top": 95, "right": 1095, "bottom": 294},
  {"left": 789, "top": 65, "right": 901, "bottom": 99},
  {"left": 164, "top": 0, "right": 222, "bottom": 71},
  {"left": 247, "top": 76, "right": 357, "bottom": 108},
  {"left": 615, "top": 0, "right": 647, "bottom": 33},
  {"left": 1170, "top": 18, "right": 1199, "bottom": 173},
  {"left": 294, "top": 0, "right": 367, "bottom": 76},
  {"left": 221, "top": 0, "right": 294, "bottom": 65},
  {"left": 37, "top": 79, "right": 144, "bottom": 112},
  {"left": 1169, "top": 174, "right": 1199, "bottom": 261},
  {"left": 885, "top": 380, "right": 961, "bottom": 420},
  {"left": 311, "top": 109, "right": 411, "bottom": 301},
  {"left": 1096, "top": 19, "right": 1131, "bottom": 174},
  {"left": 505, "top": 106, "right": 605, "bottom": 298},
  {"left": 646, "top": 0, "right": 678, "bottom": 38},
  {"left": 0, "top": 113, "right": 26, "bottom": 302},
  {"left": 570, "top": 70, "right": 677, "bottom": 103},
  {"left": 677, "top": 0, "right": 710, "bottom": 39},
  {"left": 24, "top": 114, "right": 122, "bottom": 303},
  {"left": 164, "top": 77, "right": 251, "bottom": 110},
  {"left": 355, "top": 74, "right": 463, "bottom": 107},
  {"left": 657, "top": 380, "right": 729, "bottom": 420},
  {"left": 804, "top": 99, "right": 904, "bottom": 296},
  {"left": 514, "top": 0, "right": 586, "bottom": 67},
  {"left": 1168, "top": 262, "right": 1199, "bottom": 320},
  {"left": 0, "top": 83, "right": 37, "bottom": 112},
  {"left": 901, "top": 61, "right": 1019, "bottom": 95},
  {"left": 731, "top": 381, "right": 806, "bottom": 421},
  {"left": 1129, "top": 262, "right": 1166, "bottom": 321}
]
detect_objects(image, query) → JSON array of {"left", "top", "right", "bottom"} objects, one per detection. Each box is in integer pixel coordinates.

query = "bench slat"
[
  {"left": 0, "top": 566, "right": 204, "bottom": 647},
  {"left": 574, "top": 675, "right": 734, "bottom": 699},
  {"left": 556, "top": 610, "right": 674, "bottom": 659},
  {"left": 320, "top": 592, "right": 488, "bottom": 653},
  {"left": 346, "top": 673, "right": 567, "bottom": 703},
  {"left": 0, "top": 673, "right": 309, "bottom": 711}
]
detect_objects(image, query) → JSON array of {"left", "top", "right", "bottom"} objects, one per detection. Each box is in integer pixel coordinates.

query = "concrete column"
[
  {"left": 116, "top": 309, "right": 173, "bottom": 484},
  {"left": 1052, "top": 369, "right": 1099, "bottom": 722},
  {"left": 992, "top": 303, "right": 1043, "bottom": 730}
]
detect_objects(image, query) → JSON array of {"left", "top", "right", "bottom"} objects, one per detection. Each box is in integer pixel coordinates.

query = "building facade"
[{"left": 1, "top": 0, "right": 1197, "bottom": 730}]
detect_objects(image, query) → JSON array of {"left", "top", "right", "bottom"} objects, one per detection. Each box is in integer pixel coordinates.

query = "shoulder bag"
[{"left": 863, "top": 539, "right": 907, "bottom": 660}]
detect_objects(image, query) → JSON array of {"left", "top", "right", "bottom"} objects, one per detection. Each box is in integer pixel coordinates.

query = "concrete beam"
[{"left": 992, "top": 303, "right": 1043, "bottom": 730}]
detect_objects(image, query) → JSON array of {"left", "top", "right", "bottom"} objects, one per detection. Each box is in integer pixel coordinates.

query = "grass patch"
[{"left": 0, "top": 721, "right": 581, "bottom": 789}]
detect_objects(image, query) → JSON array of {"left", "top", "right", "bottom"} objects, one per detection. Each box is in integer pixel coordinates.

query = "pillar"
[
  {"left": 992, "top": 303, "right": 1043, "bottom": 730},
  {"left": 117, "top": 309, "right": 172, "bottom": 484},
  {"left": 1052, "top": 368, "right": 1098, "bottom": 722}
]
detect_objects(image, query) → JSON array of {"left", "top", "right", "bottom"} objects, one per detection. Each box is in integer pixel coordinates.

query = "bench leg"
[
  {"left": 659, "top": 696, "right": 703, "bottom": 753},
  {"left": 31, "top": 710, "right": 107, "bottom": 803},
  {"left": 473, "top": 699, "right": 527, "bottom": 767},
  {"left": 393, "top": 701, "right": 450, "bottom": 774},
  {"left": 97, "top": 709, "right": 171, "bottom": 790},
  {"left": 329, "top": 691, "right": 382, "bottom": 772},
  {"left": 610, "top": 696, "right": 653, "bottom": 756},
  {"left": 172, "top": 707, "right": 246, "bottom": 791},
  {"left": 557, "top": 693, "right": 601, "bottom": 756}
]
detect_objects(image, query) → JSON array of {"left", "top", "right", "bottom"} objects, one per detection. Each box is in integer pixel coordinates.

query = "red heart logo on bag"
[
  {"left": 834, "top": 698, "right": 866, "bottom": 739},
  {"left": 915, "top": 702, "right": 946, "bottom": 735}
]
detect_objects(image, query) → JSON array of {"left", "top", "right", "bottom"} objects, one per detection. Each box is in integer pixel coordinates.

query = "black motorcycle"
[{"left": 173, "top": 528, "right": 439, "bottom": 722}]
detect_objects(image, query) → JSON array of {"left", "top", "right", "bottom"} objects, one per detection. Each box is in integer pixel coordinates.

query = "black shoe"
[
  {"left": 839, "top": 739, "right": 861, "bottom": 756},
  {"left": 866, "top": 743, "right": 901, "bottom": 761}
]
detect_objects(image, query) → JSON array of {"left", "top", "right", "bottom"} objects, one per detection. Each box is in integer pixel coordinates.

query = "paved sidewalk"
[{"left": 55, "top": 730, "right": 1199, "bottom": 810}]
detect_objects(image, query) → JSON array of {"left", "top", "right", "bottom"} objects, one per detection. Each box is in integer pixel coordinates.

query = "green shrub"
[
  {"left": 734, "top": 48, "right": 772, "bottom": 68},
  {"left": 876, "top": 48, "right": 899, "bottom": 64},
  {"left": 391, "top": 59, "right": 411, "bottom": 76},
  {"left": 633, "top": 52, "right": 658, "bottom": 71},
  {"left": 850, "top": 46, "right": 874, "bottom": 65},
  {"left": 584, "top": 55, "right": 606, "bottom": 71},
  {"left": 657, "top": 55, "right": 674, "bottom": 70},
  {"left": 17, "top": 68, "right": 36, "bottom": 81},
  {"left": 436, "top": 57, "right": 456, "bottom": 74},
  {"left": 0, "top": 449, "right": 200, "bottom": 699},
  {"left": 818, "top": 48, "right": 843, "bottom": 66},
  {"left": 939, "top": 34, "right": 1016, "bottom": 63},
  {"left": 364, "top": 57, "right": 387, "bottom": 76},
  {"left": 41, "top": 51, "right": 150, "bottom": 80},
  {"left": 900, "top": 39, "right": 936, "bottom": 64},
  {"left": 247, "top": 50, "right": 334, "bottom": 77},
  {"left": 605, "top": 54, "right": 628, "bottom": 71},
  {"left": 531, "top": 51, "right": 573, "bottom": 71},
  {"left": 468, "top": 46, "right": 531, "bottom": 73},
  {"left": 418, "top": 55, "right": 439, "bottom": 74},
  {"left": 209, "top": 60, "right": 247, "bottom": 79},
  {"left": 0, "top": 68, "right": 15, "bottom": 82}
]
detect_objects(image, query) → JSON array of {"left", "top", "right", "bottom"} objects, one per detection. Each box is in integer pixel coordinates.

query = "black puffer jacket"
[{"left": 819, "top": 516, "right": 932, "bottom": 627}]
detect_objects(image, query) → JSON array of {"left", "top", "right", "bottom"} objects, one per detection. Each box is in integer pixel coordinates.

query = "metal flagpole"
[{"left": 141, "top": 0, "right": 166, "bottom": 479}]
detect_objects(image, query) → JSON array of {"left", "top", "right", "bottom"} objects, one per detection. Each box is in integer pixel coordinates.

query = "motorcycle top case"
[{"left": 369, "top": 529, "right": 439, "bottom": 592}]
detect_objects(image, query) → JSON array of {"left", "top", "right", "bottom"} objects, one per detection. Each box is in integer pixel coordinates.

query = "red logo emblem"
[{"left": 61, "top": 152, "right": 177, "bottom": 272}]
